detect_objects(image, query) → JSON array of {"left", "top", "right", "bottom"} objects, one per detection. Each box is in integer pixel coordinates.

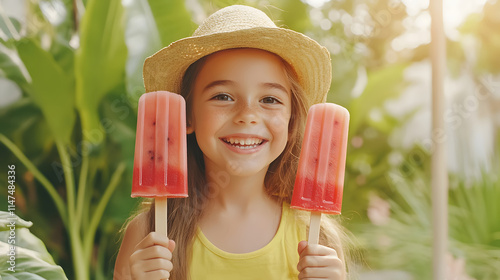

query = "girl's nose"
[{"left": 233, "top": 102, "right": 259, "bottom": 125}]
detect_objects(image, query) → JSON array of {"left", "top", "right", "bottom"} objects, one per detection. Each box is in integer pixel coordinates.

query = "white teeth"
[{"left": 224, "top": 137, "right": 263, "bottom": 146}]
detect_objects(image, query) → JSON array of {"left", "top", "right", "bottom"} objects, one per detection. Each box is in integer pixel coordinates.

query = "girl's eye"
[
  {"left": 261, "top": 96, "right": 281, "bottom": 104},
  {"left": 212, "top": 94, "right": 233, "bottom": 101}
]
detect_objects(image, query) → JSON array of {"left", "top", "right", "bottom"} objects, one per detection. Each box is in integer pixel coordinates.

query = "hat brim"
[{"left": 143, "top": 27, "right": 331, "bottom": 105}]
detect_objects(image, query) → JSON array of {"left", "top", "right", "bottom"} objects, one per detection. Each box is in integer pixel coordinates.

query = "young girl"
[{"left": 115, "top": 5, "right": 350, "bottom": 280}]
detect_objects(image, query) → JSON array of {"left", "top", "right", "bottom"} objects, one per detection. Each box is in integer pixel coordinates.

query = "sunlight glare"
[{"left": 304, "top": 0, "right": 331, "bottom": 8}]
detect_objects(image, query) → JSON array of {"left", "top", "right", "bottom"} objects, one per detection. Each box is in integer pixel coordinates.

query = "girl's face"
[{"left": 187, "top": 48, "right": 292, "bottom": 177}]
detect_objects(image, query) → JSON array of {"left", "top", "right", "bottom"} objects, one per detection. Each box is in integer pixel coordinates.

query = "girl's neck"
[
  {"left": 203, "top": 163, "right": 271, "bottom": 213},
  {"left": 198, "top": 163, "right": 282, "bottom": 255}
]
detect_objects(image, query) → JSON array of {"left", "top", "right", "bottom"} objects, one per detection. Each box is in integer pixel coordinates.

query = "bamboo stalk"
[{"left": 430, "top": 0, "right": 448, "bottom": 279}]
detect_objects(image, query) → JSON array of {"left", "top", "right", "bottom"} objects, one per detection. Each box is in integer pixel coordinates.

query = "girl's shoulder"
[
  {"left": 125, "top": 211, "right": 150, "bottom": 237},
  {"left": 120, "top": 210, "right": 150, "bottom": 245}
]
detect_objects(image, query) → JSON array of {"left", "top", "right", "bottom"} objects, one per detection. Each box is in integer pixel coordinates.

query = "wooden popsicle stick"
[
  {"left": 155, "top": 197, "right": 168, "bottom": 236},
  {"left": 308, "top": 211, "right": 322, "bottom": 244}
]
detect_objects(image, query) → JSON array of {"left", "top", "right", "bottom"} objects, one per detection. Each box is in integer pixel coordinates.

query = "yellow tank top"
[{"left": 189, "top": 203, "right": 306, "bottom": 279}]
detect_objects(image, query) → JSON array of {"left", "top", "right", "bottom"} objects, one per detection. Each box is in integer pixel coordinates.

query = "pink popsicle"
[
  {"left": 291, "top": 103, "right": 349, "bottom": 243},
  {"left": 131, "top": 91, "right": 188, "bottom": 235}
]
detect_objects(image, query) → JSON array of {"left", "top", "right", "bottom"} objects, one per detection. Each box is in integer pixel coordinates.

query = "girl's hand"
[
  {"left": 297, "top": 241, "right": 345, "bottom": 280},
  {"left": 129, "top": 232, "right": 176, "bottom": 280}
]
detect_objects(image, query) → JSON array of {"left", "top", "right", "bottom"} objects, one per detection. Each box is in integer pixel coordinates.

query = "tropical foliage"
[
  {"left": 0, "top": 212, "right": 68, "bottom": 279},
  {"left": 357, "top": 163, "right": 500, "bottom": 279}
]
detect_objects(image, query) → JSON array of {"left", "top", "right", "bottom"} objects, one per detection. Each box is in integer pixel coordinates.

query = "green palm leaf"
[
  {"left": 75, "top": 0, "right": 127, "bottom": 145},
  {"left": 15, "top": 38, "right": 75, "bottom": 145},
  {"left": 146, "top": 0, "right": 194, "bottom": 46}
]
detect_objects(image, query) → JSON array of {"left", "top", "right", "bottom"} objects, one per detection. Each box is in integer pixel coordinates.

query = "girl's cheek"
[
  {"left": 197, "top": 107, "right": 221, "bottom": 123},
  {"left": 269, "top": 114, "right": 290, "bottom": 134}
]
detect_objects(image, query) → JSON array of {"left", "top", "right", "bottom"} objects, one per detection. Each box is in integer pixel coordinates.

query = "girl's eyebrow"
[
  {"left": 262, "top": 82, "right": 289, "bottom": 95},
  {"left": 203, "top": 80, "right": 234, "bottom": 93},
  {"left": 202, "top": 80, "right": 289, "bottom": 95}
]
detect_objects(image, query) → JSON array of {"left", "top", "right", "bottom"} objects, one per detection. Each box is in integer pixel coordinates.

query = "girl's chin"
[
  {"left": 224, "top": 163, "right": 269, "bottom": 177},
  {"left": 206, "top": 159, "right": 268, "bottom": 177},
  {"left": 202, "top": 156, "right": 270, "bottom": 177}
]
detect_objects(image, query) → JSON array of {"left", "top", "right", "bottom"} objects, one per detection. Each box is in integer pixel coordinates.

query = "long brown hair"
[{"left": 142, "top": 49, "right": 350, "bottom": 279}]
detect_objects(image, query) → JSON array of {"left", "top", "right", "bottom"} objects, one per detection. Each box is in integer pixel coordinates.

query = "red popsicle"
[
  {"left": 291, "top": 103, "right": 349, "bottom": 244},
  {"left": 132, "top": 91, "right": 188, "bottom": 236}
]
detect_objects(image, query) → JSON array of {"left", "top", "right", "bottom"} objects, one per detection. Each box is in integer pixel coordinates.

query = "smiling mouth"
[{"left": 220, "top": 137, "right": 266, "bottom": 149}]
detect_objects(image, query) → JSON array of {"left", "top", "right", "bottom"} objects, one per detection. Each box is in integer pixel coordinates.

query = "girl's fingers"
[
  {"left": 298, "top": 266, "right": 343, "bottom": 279},
  {"left": 298, "top": 240, "right": 308, "bottom": 255},
  {"left": 130, "top": 255, "right": 174, "bottom": 279},
  {"left": 298, "top": 266, "right": 330, "bottom": 279},
  {"left": 299, "top": 266, "right": 344, "bottom": 280},
  {"left": 133, "top": 269, "right": 170, "bottom": 280},
  {"left": 298, "top": 242, "right": 338, "bottom": 258},
  {"left": 297, "top": 242, "right": 344, "bottom": 279},
  {"left": 167, "top": 239, "right": 176, "bottom": 253},
  {"left": 129, "top": 233, "right": 176, "bottom": 280},
  {"left": 130, "top": 232, "right": 175, "bottom": 263},
  {"left": 297, "top": 254, "right": 343, "bottom": 272},
  {"left": 130, "top": 245, "right": 173, "bottom": 263},
  {"left": 136, "top": 258, "right": 173, "bottom": 273},
  {"left": 135, "top": 232, "right": 171, "bottom": 251}
]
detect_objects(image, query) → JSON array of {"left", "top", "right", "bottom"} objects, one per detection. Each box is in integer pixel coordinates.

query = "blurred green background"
[{"left": 0, "top": 0, "right": 499, "bottom": 279}]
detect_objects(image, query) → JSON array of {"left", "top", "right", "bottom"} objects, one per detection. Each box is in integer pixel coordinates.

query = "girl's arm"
[
  {"left": 114, "top": 213, "right": 148, "bottom": 279},
  {"left": 114, "top": 212, "right": 175, "bottom": 280}
]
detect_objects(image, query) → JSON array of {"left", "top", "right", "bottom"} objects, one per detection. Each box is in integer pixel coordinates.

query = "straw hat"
[{"left": 143, "top": 5, "right": 332, "bottom": 105}]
